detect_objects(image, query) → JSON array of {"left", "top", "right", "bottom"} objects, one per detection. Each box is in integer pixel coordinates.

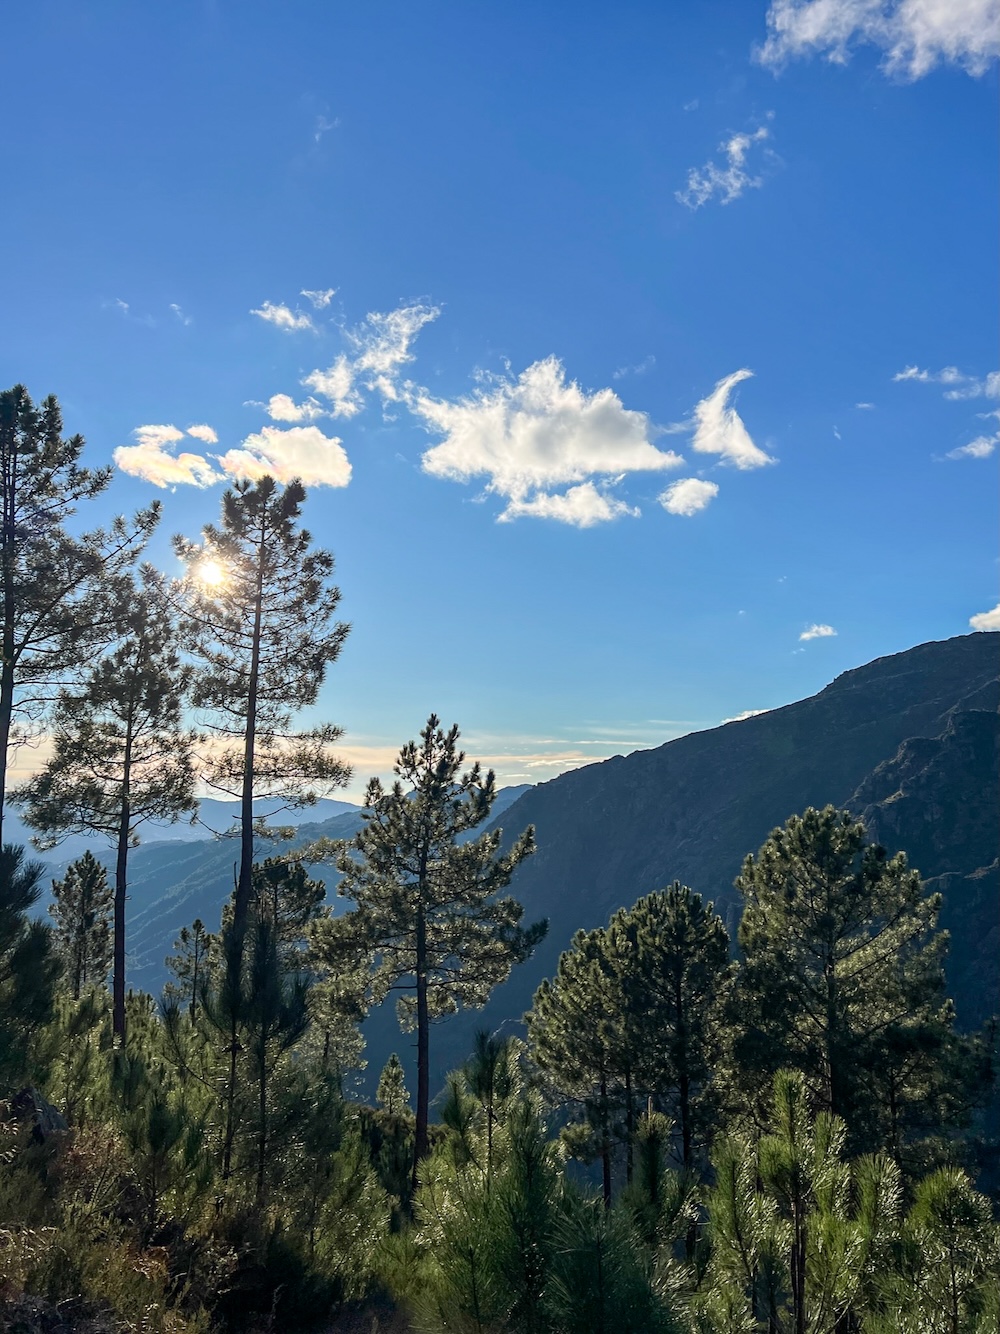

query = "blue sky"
[{"left": 3, "top": 1, "right": 997, "bottom": 798}]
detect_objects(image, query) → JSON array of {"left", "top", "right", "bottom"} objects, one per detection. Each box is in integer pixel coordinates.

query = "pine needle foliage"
[
  {"left": 47, "top": 852, "right": 113, "bottom": 1000},
  {"left": 309, "top": 714, "right": 544, "bottom": 1180},
  {"left": 0, "top": 384, "right": 159, "bottom": 842},
  {"left": 173, "top": 475, "right": 350, "bottom": 945}
]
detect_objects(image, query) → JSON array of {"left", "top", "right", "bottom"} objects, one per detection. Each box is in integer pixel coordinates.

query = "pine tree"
[
  {"left": 0, "top": 384, "right": 159, "bottom": 841},
  {"left": 614, "top": 884, "right": 732, "bottom": 1171},
  {"left": 309, "top": 715, "right": 543, "bottom": 1185},
  {"left": 172, "top": 475, "right": 350, "bottom": 947},
  {"left": 526, "top": 926, "right": 624, "bottom": 1205},
  {"left": 164, "top": 918, "right": 212, "bottom": 1020},
  {"left": 0, "top": 844, "right": 61, "bottom": 1086},
  {"left": 49, "top": 851, "right": 113, "bottom": 999},
  {"left": 729, "top": 806, "right": 981, "bottom": 1158},
  {"left": 12, "top": 567, "right": 198, "bottom": 1040},
  {"left": 377, "top": 1053, "right": 411, "bottom": 1117}
]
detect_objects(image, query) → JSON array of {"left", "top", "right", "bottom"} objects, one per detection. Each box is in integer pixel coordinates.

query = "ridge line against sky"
[{"left": 2, "top": 0, "right": 997, "bottom": 798}]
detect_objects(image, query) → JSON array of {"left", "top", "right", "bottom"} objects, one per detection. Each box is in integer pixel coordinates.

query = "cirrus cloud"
[
  {"left": 677, "top": 126, "right": 773, "bottom": 209},
  {"left": 692, "top": 369, "right": 775, "bottom": 469},
  {"left": 250, "top": 301, "right": 317, "bottom": 333}
]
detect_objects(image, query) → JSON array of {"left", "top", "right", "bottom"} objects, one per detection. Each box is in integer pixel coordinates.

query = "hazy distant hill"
[
  {"left": 119, "top": 783, "right": 533, "bottom": 995},
  {"left": 3, "top": 795, "right": 362, "bottom": 865}
]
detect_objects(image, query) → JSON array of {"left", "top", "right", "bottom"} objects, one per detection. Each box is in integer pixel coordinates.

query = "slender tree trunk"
[
  {"left": 233, "top": 531, "right": 266, "bottom": 942},
  {"left": 190, "top": 932, "right": 200, "bottom": 1021},
  {"left": 113, "top": 734, "right": 134, "bottom": 1043},
  {"left": 222, "top": 1022, "right": 239, "bottom": 1181},
  {"left": 600, "top": 1073, "right": 612, "bottom": 1208},
  {"left": 791, "top": 1197, "right": 806, "bottom": 1334},
  {"left": 624, "top": 1067, "right": 634, "bottom": 1184},
  {"left": 412, "top": 904, "right": 430, "bottom": 1193},
  {"left": 0, "top": 435, "right": 17, "bottom": 846},
  {"left": 257, "top": 1042, "right": 268, "bottom": 1202},
  {"left": 679, "top": 1068, "right": 692, "bottom": 1168}
]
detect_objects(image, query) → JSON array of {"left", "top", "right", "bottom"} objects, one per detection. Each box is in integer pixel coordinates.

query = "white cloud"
[
  {"left": 677, "top": 126, "right": 772, "bottom": 209},
  {"left": 894, "top": 364, "right": 1000, "bottom": 400},
  {"left": 186, "top": 424, "right": 218, "bottom": 444},
  {"left": 415, "top": 356, "right": 683, "bottom": 525},
  {"left": 114, "top": 425, "right": 221, "bottom": 489},
  {"left": 856, "top": 401, "right": 875, "bottom": 409},
  {"left": 217, "top": 425, "right": 351, "bottom": 488},
  {"left": 722, "top": 708, "right": 769, "bottom": 723},
  {"left": 303, "top": 302, "right": 440, "bottom": 417},
  {"left": 169, "top": 302, "right": 192, "bottom": 326},
  {"left": 969, "top": 603, "right": 1000, "bottom": 631},
  {"left": 303, "top": 355, "right": 360, "bottom": 418},
  {"left": 799, "top": 623, "right": 837, "bottom": 640},
  {"left": 501, "top": 483, "right": 639, "bottom": 528},
  {"left": 758, "top": 0, "right": 1000, "bottom": 78},
  {"left": 301, "top": 288, "right": 336, "bottom": 309},
  {"left": 250, "top": 301, "right": 317, "bottom": 333},
  {"left": 945, "top": 436, "right": 997, "bottom": 459},
  {"left": 659, "top": 477, "right": 720, "bottom": 516},
  {"left": 265, "top": 393, "right": 326, "bottom": 423},
  {"left": 691, "top": 369, "right": 775, "bottom": 469}
]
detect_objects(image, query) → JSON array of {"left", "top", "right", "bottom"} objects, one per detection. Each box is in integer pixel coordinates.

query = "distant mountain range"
[
  {"left": 11, "top": 633, "right": 998, "bottom": 1101},
  {"left": 3, "top": 795, "right": 362, "bottom": 866}
]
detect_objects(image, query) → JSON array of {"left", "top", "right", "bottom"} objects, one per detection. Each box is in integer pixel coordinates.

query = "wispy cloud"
[
  {"left": 314, "top": 114, "right": 339, "bottom": 143},
  {"left": 945, "top": 436, "right": 997, "bottom": 460},
  {"left": 415, "top": 356, "right": 683, "bottom": 527},
  {"left": 799, "top": 623, "right": 837, "bottom": 641},
  {"left": 186, "top": 424, "right": 218, "bottom": 444},
  {"left": 970, "top": 603, "right": 1000, "bottom": 632},
  {"left": 659, "top": 477, "right": 719, "bottom": 516},
  {"left": 301, "top": 288, "right": 336, "bottom": 309},
  {"left": 757, "top": 0, "right": 1000, "bottom": 79},
  {"left": 113, "top": 425, "right": 222, "bottom": 489},
  {"left": 250, "top": 301, "right": 317, "bottom": 333},
  {"left": 304, "top": 302, "right": 440, "bottom": 417},
  {"left": 691, "top": 369, "right": 775, "bottom": 469},
  {"left": 217, "top": 425, "right": 351, "bottom": 488},
  {"left": 894, "top": 364, "right": 999, "bottom": 400},
  {"left": 169, "top": 302, "right": 192, "bottom": 326},
  {"left": 612, "top": 355, "right": 656, "bottom": 380},
  {"left": 856, "top": 402, "right": 875, "bottom": 410},
  {"left": 677, "top": 126, "right": 773, "bottom": 209},
  {"left": 265, "top": 393, "right": 326, "bottom": 423},
  {"left": 105, "top": 297, "right": 156, "bottom": 328}
]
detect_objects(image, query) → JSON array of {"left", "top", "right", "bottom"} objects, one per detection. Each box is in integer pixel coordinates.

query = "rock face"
[
  {"left": 852, "top": 706, "right": 999, "bottom": 1028},
  {"left": 421, "top": 632, "right": 999, "bottom": 1083}
]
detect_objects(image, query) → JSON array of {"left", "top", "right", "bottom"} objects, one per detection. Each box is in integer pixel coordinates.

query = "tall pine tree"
[
  {"left": 0, "top": 384, "right": 158, "bottom": 841},
  {"left": 729, "top": 805, "right": 986, "bottom": 1160},
  {"left": 309, "top": 715, "right": 543, "bottom": 1184},
  {"left": 49, "top": 851, "right": 113, "bottom": 999},
  {"left": 13, "top": 567, "right": 197, "bottom": 1040},
  {"left": 172, "top": 475, "right": 349, "bottom": 947}
]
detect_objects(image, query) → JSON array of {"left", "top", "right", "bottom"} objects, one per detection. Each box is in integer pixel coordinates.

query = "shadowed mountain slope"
[{"left": 423, "top": 632, "right": 999, "bottom": 1082}]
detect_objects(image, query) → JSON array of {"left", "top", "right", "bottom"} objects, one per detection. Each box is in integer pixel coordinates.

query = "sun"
[{"left": 196, "top": 558, "right": 227, "bottom": 588}]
